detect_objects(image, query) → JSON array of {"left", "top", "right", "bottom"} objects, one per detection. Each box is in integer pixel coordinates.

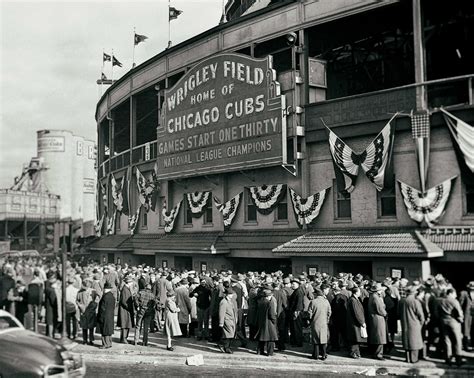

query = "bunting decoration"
[
  {"left": 94, "top": 214, "right": 105, "bottom": 237},
  {"left": 122, "top": 167, "right": 130, "bottom": 216},
  {"left": 398, "top": 176, "right": 457, "bottom": 227},
  {"left": 186, "top": 191, "right": 211, "bottom": 217},
  {"left": 110, "top": 174, "right": 123, "bottom": 212},
  {"left": 99, "top": 180, "right": 108, "bottom": 212},
  {"left": 136, "top": 167, "right": 155, "bottom": 212},
  {"left": 325, "top": 114, "right": 397, "bottom": 194},
  {"left": 441, "top": 108, "right": 474, "bottom": 185},
  {"left": 411, "top": 110, "right": 431, "bottom": 193},
  {"left": 128, "top": 206, "right": 141, "bottom": 235},
  {"left": 162, "top": 200, "right": 182, "bottom": 233},
  {"left": 150, "top": 161, "right": 160, "bottom": 212},
  {"left": 214, "top": 193, "right": 242, "bottom": 230},
  {"left": 106, "top": 211, "right": 116, "bottom": 235},
  {"left": 289, "top": 187, "right": 330, "bottom": 228},
  {"left": 248, "top": 184, "right": 286, "bottom": 215}
]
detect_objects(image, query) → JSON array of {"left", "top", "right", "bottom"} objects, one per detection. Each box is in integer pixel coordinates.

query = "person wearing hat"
[
  {"left": 255, "top": 288, "right": 278, "bottom": 356},
  {"left": 307, "top": 286, "right": 331, "bottom": 360},
  {"left": 273, "top": 281, "right": 289, "bottom": 352},
  {"left": 117, "top": 276, "right": 135, "bottom": 344},
  {"left": 458, "top": 282, "right": 474, "bottom": 351},
  {"left": 218, "top": 287, "right": 238, "bottom": 354},
  {"left": 134, "top": 283, "right": 156, "bottom": 346},
  {"left": 330, "top": 280, "right": 349, "bottom": 352},
  {"left": 164, "top": 291, "right": 182, "bottom": 351},
  {"left": 346, "top": 286, "right": 366, "bottom": 359},
  {"left": 289, "top": 278, "right": 305, "bottom": 347},
  {"left": 97, "top": 282, "right": 115, "bottom": 349},
  {"left": 367, "top": 282, "right": 388, "bottom": 360},
  {"left": 175, "top": 278, "right": 192, "bottom": 338},
  {"left": 399, "top": 286, "right": 425, "bottom": 363},
  {"left": 76, "top": 279, "right": 98, "bottom": 346},
  {"left": 190, "top": 278, "right": 212, "bottom": 341},
  {"left": 65, "top": 277, "right": 79, "bottom": 340},
  {"left": 102, "top": 265, "right": 119, "bottom": 301}
]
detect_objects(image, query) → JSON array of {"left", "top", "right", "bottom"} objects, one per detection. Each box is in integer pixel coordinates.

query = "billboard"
[
  {"left": 38, "top": 136, "right": 65, "bottom": 152},
  {"left": 156, "top": 53, "right": 286, "bottom": 180}
]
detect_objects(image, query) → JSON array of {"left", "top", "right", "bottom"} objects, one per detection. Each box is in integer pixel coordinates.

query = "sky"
[{"left": 0, "top": 0, "right": 224, "bottom": 188}]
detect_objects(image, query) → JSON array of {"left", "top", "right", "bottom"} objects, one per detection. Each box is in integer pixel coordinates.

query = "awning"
[
  {"left": 421, "top": 227, "right": 474, "bottom": 252},
  {"left": 144, "top": 232, "right": 229, "bottom": 255},
  {"left": 88, "top": 235, "right": 131, "bottom": 251},
  {"left": 273, "top": 228, "right": 443, "bottom": 258}
]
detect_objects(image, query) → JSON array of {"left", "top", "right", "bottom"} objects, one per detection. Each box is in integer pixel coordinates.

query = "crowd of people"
[{"left": 0, "top": 256, "right": 473, "bottom": 367}]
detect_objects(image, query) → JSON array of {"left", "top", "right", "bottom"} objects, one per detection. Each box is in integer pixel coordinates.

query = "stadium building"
[{"left": 90, "top": 0, "right": 474, "bottom": 288}]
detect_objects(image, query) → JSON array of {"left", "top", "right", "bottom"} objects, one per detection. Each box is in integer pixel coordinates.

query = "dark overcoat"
[
  {"left": 117, "top": 285, "right": 135, "bottom": 328},
  {"left": 44, "top": 283, "right": 58, "bottom": 326},
  {"left": 256, "top": 296, "right": 278, "bottom": 342},
  {"left": 346, "top": 295, "right": 366, "bottom": 343},
  {"left": 97, "top": 291, "right": 115, "bottom": 336},
  {"left": 76, "top": 288, "right": 97, "bottom": 329},
  {"left": 368, "top": 293, "right": 387, "bottom": 345},
  {"left": 308, "top": 295, "right": 331, "bottom": 344},
  {"left": 246, "top": 288, "right": 260, "bottom": 327},
  {"left": 399, "top": 295, "right": 425, "bottom": 351},
  {"left": 459, "top": 290, "right": 473, "bottom": 338}
]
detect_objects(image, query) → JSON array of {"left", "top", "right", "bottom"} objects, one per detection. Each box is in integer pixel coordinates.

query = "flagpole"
[
  {"left": 133, "top": 27, "right": 136, "bottom": 69},
  {"left": 111, "top": 48, "right": 114, "bottom": 81},
  {"left": 168, "top": 0, "right": 171, "bottom": 49}
]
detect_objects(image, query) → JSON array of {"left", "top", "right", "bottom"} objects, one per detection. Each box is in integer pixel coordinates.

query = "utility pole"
[{"left": 61, "top": 222, "right": 68, "bottom": 338}]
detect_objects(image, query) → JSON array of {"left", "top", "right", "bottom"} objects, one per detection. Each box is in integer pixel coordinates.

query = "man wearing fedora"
[
  {"left": 459, "top": 281, "right": 474, "bottom": 351},
  {"left": 117, "top": 276, "right": 135, "bottom": 344},
  {"left": 367, "top": 282, "right": 388, "bottom": 360},
  {"left": 256, "top": 288, "right": 278, "bottom": 356},
  {"left": 439, "top": 287, "right": 465, "bottom": 366},
  {"left": 289, "top": 278, "right": 305, "bottom": 347},
  {"left": 399, "top": 286, "right": 425, "bottom": 363},
  {"left": 97, "top": 282, "right": 115, "bottom": 349},
  {"left": 218, "top": 287, "right": 238, "bottom": 354},
  {"left": 175, "top": 278, "right": 192, "bottom": 337}
]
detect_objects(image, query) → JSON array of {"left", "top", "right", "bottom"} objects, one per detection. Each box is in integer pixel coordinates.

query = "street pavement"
[{"left": 75, "top": 327, "right": 474, "bottom": 377}]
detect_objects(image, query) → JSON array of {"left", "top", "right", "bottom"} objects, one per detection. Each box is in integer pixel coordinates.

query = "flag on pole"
[
  {"left": 134, "top": 33, "right": 148, "bottom": 45},
  {"left": 150, "top": 161, "right": 160, "bottom": 212},
  {"left": 121, "top": 167, "right": 131, "bottom": 216},
  {"left": 103, "top": 52, "right": 111, "bottom": 62},
  {"left": 101, "top": 72, "right": 107, "bottom": 81},
  {"left": 169, "top": 6, "right": 183, "bottom": 20},
  {"left": 440, "top": 108, "right": 474, "bottom": 185},
  {"left": 411, "top": 110, "right": 430, "bottom": 193},
  {"left": 112, "top": 56, "right": 122, "bottom": 67}
]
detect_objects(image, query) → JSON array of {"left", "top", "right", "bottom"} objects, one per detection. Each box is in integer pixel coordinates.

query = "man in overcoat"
[
  {"left": 399, "top": 286, "right": 425, "bottom": 363},
  {"left": 76, "top": 279, "right": 98, "bottom": 345},
  {"left": 175, "top": 278, "right": 192, "bottom": 337},
  {"left": 288, "top": 278, "right": 305, "bottom": 347},
  {"left": 97, "top": 282, "right": 115, "bottom": 349},
  {"left": 256, "top": 289, "right": 278, "bottom": 356},
  {"left": 273, "top": 281, "right": 289, "bottom": 351},
  {"left": 307, "top": 286, "right": 331, "bottom": 360},
  {"left": 367, "top": 282, "right": 388, "bottom": 360},
  {"left": 439, "top": 288, "right": 465, "bottom": 366},
  {"left": 117, "top": 276, "right": 135, "bottom": 343},
  {"left": 459, "top": 281, "right": 474, "bottom": 351},
  {"left": 346, "top": 286, "right": 366, "bottom": 359},
  {"left": 218, "top": 287, "right": 238, "bottom": 354}
]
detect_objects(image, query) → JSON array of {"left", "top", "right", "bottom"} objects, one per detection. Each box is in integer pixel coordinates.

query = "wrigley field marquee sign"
[{"left": 156, "top": 53, "right": 287, "bottom": 180}]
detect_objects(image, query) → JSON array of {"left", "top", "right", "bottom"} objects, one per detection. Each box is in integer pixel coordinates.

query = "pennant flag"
[
  {"left": 248, "top": 184, "right": 286, "bottom": 215},
  {"left": 110, "top": 174, "right": 123, "bottom": 212},
  {"left": 289, "top": 187, "right": 330, "bottom": 228},
  {"left": 99, "top": 180, "right": 108, "bottom": 213},
  {"left": 107, "top": 211, "right": 116, "bottom": 235},
  {"left": 101, "top": 72, "right": 108, "bottom": 81},
  {"left": 95, "top": 214, "right": 105, "bottom": 237},
  {"left": 162, "top": 200, "right": 182, "bottom": 233},
  {"left": 136, "top": 167, "right": 156, "bottom": 212},
  {"left": 411, "top": 110, "right": 431, "bottom": 193},
  {"left": 134, "top": 33, "right": 148, "bottom": 45},
  {"left": 441, "top": 108, "right": 474, "bottom": 185},
  {"left": 169, "top": 6, "right": 183, "bottom": 21},
  {"left": 398, "top": 176, "right": 456, "bottom": 227},
  {"left": 186, "top": 191, "right": 211, "bottom": 218},
  {"left": 112, "top": 56, "right": 122, "bottom": 67},
  {"left": 214, "top": 193, "right": 242, "bottom": 230},
  {"left": 128, "top": 206, "right": 141, "bottom": 235},
  {"left": 326, "top": 114, "right": 397, "bottom": 194},
  {"left": 121, "top": 167, "right": 130, "bottom": 216},
  {"left": 103, "top": 52, "right": 111, "bottom": 62},
  {"left": 150, "top": 161, "right": 160, "bottom": 212}
]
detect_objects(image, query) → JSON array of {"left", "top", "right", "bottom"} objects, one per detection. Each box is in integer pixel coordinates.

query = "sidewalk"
[{"left": 75, "top": 328, "right": 474, "bottom": 376}]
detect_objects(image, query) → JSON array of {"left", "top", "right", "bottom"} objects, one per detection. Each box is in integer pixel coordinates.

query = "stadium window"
[
  {"left": 377, "top": 186, "right": 397, "bottom": 218},
  {"left": 334, "top": 180, "right": 351, "bottom": 220},
  {"left": 183, "top": 195, "right": 193, "bottom": 225},
  {"left": 116, "top": 214, "right": 121, "bottom": 230},
  {"left": 245, "top": 189, "right": 257, "bottom": 223},
  {"left": 204, "top": 197, "right": 213, "bottom": 224},
  {"left": 141, "top": 211, "right": 148, "bottom": 228},
  {"left": 465, "top": 183, "right": 474, "bottom": 215},
  {"left": 276, "top": 190, "right": 288, "bottom": 221}
]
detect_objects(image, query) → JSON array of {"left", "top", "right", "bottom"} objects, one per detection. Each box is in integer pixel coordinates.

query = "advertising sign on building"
[
  {"left": 38, "top": 136, "right": 65, "bottom": 152},
  {"left": 83, "top": 178, "right": 95, "bottom": 194},
  {"left": 156, "top": 53, "right": 287, "bottom": 180}
]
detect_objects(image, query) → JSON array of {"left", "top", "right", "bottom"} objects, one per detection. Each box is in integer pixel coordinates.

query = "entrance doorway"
[
  {"left": 175, "top": 256, "right": 193, "bottom": 271},
  {"left": 432, "top": 262, "right": 474, "bottom": 291},
  {"left": 229, "top": 258, "right": 292, "bottom": 275},
  {"left": 334, "top": 261, "right": 372, "bottom": 277}
]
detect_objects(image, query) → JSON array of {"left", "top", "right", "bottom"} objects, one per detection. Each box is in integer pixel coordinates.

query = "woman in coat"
[
  {"left": 164, "top": 291, "right": 181, "bottom": 351},
  {"left": 399, "top": 286, "right": 426, "bottom": 363},
  {"left": 307, "top": 287, "right": 331, "bottom": 360},
  {"left": 256, "top": 289, "right": 278, "bottom": 356},
  {"left": 76, "top": 279, "right": 98, "bottom": 345},
  {"left": 346, "top": 286, "right": 366, "bottom": 359},
  {"left": 97, "top": 283, "right": 115, "bottom": 349},
  {"left": 219, "top": 287, "right": 238, "bottom": 354},
  {"left": 367, "top": 282, "right": 388, "bottom": 360},
  {"left": 117, "top": 277, "right": 135, "bottom": 344}
]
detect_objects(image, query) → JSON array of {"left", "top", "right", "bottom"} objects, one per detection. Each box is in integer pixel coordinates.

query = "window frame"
[
  {"left": 333, "top": 180, "right": 351, "bottom": 220},
  {"left": 244, "top": 189, "right": 257, "bottom": 224},
  {"left": 463, "top": 181, "right": 474, "bottom": 217},
  {"left": 377, "top": 185, "right": 397, "bottom": 219}
]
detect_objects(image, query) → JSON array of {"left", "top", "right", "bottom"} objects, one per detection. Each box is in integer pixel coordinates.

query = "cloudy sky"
[{"left": 0, "top": 0, "right": 223, "bottom": 187}]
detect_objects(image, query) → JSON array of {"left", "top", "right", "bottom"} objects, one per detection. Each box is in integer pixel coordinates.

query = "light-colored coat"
[
  {"left": 399, "top": 295, "right": 425, "bottom": 351},
  {"left": 307, "top": 295, "right": 331, "bottom": 344},
  {"left": 175, "top": 285, "right": 192, "bottom": 324},
  {"left": 164, "top": 298, "right": 182, "bottom": 337},
  {"left": 219, "top": 297, "right": 237, "bottom": 339},
  {"left": 76, "top": 288, "right": 97, "bottom": 329},
  {"left": 368, "top": 292, "right": 387, "bottom": 345}
]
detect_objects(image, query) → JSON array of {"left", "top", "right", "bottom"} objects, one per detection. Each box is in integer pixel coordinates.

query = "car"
[{"left": 0, "top": 310, "right": 86, "bottom": 377}]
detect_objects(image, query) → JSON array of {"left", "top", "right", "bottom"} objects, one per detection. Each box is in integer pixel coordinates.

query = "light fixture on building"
[
  {"left": 285, "top": 32, "right": 297, "bottom": 46},
  {"left": 295, "top": 106, "right": 303, "bottom": 114}
]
